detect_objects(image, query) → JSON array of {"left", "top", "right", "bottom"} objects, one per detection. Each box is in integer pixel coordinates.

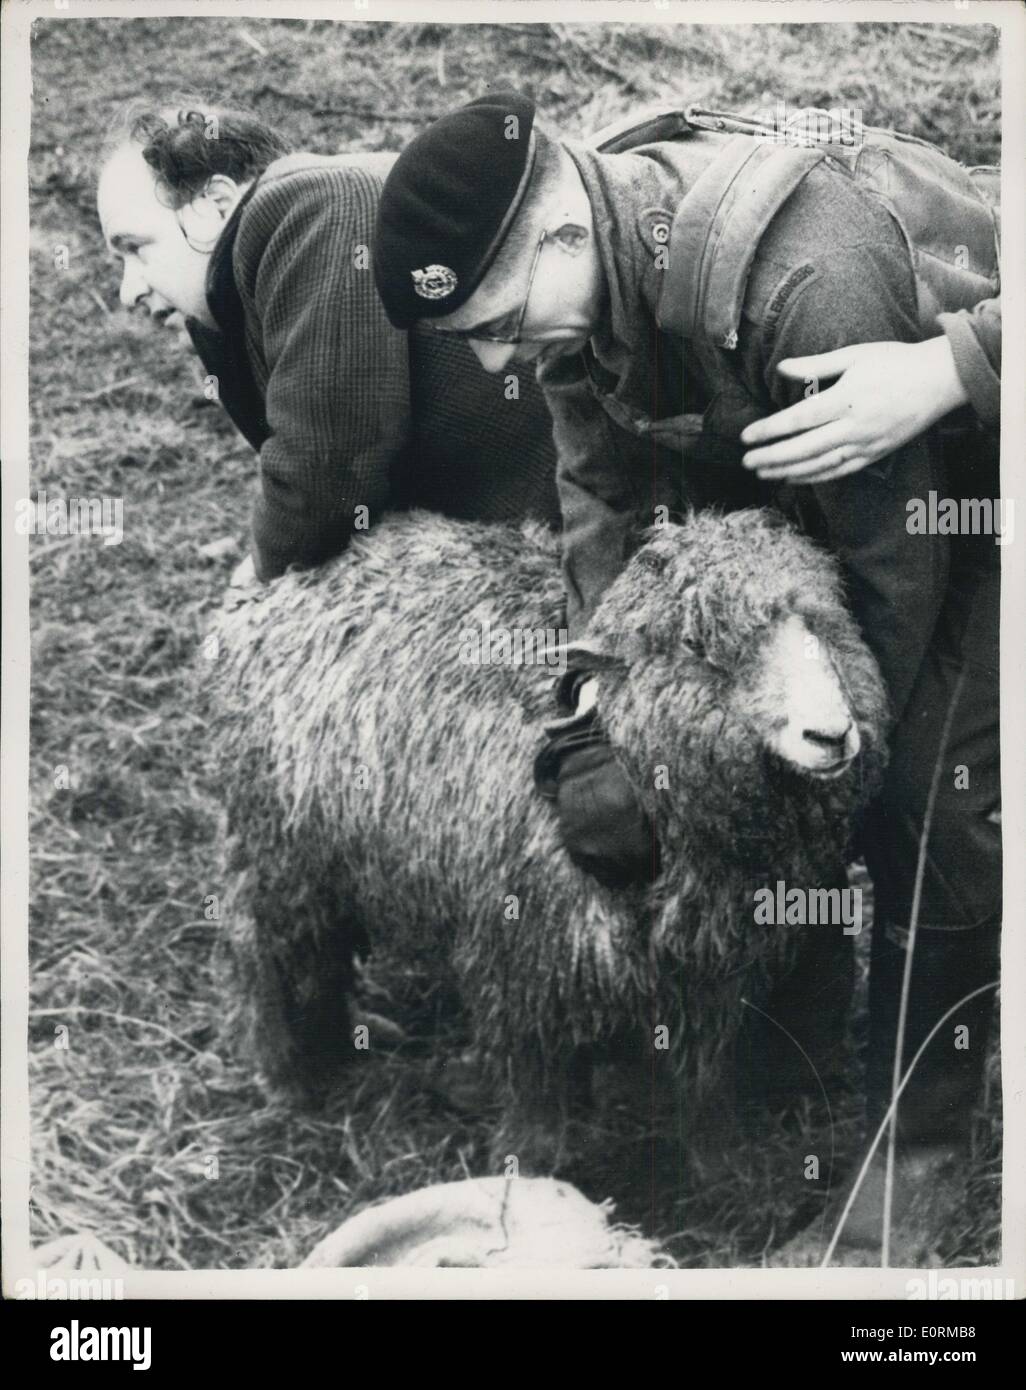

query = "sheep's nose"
[
  {"left": 797, "top": 718, "right": 862, "bottom": 777},
  {"left": 802, "top": 720, "right": 853, "bottom": 755}
]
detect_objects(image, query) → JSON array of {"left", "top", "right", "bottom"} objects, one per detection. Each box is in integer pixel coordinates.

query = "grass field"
[{"left": 25, "top": 14, "right": 1001, "bottom": 1270}]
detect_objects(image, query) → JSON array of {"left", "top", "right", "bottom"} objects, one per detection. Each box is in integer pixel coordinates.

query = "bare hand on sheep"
[
  {"left": 223, "top": 552, "right": 261, "bottom": 611},
  {"left": 740, "top": 337, "right": 970, "bottom": 483}
]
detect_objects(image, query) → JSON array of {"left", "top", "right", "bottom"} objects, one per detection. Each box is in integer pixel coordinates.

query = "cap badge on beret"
[
  {"left": 411, "top": 264, "right": 458, "bottom": 300},
  {"left": 373, "top": 90, "right": 538, "bottom": 329}
]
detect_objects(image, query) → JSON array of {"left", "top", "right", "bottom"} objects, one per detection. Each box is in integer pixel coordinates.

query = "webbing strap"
[{"left": 657, "top": 136, "right": 827, "bottom": 348}]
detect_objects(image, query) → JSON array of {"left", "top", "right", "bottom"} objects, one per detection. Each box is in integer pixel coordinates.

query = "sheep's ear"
[{"left": 550, "top": 638, "right": 628, "bottom": 671}]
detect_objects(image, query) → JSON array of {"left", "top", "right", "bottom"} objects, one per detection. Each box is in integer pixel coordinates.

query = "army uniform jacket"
[
  {"left": 539, "top": 135, "right": 998, "bottom": 723},
  {"left": 938, "top": 297, "right": 1001, "bottom": 427},
  {"left": 187, "top": 153, "right": 560, "bottom": 580}
]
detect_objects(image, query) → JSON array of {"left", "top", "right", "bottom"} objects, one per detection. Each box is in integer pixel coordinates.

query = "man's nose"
[
  {"left": 119, "top": 263, "right": 148, "bottom": 310},
  {"left": 470, "top": 340, "right": 518, "bottom": 373}
]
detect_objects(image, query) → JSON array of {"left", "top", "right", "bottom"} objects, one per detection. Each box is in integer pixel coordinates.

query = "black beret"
[{"left": 374, "top": 90, "right": 537, "bottom": 329}]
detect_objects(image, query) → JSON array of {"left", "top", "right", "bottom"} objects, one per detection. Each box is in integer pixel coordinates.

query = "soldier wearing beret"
[
  {"left": 97, "top": 102, "right": 560, "bottom": 589},
  {"left": 374, "top": 91, "right": 1001, "bottom": 1260}
]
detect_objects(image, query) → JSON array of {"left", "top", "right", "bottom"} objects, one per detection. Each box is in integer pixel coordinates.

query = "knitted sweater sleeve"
[
  {"left": 936, "top": 296, "right": 1001, "bottom": 430},
  {"left": 235, "top": 166, "right": 412, "bottom": 579}
]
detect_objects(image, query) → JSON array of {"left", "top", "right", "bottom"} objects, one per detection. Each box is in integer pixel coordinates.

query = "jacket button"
[{"left": 652, "top": 221, "right": 670, "bottom": 244}]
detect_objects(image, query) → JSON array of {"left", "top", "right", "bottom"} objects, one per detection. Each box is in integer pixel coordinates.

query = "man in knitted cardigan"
[{"left": 96, "top": 103, "right": 560, "bottom": 586}]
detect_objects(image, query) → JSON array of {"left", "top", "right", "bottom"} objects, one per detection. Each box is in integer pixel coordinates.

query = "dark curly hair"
[{"left": 102, "top": 98, "right": 293, "bottom": 208}]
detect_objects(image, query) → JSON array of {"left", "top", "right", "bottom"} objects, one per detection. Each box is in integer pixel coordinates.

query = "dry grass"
[{"left": 26, "top": 15, "right": 1000, "bottom": 1270}]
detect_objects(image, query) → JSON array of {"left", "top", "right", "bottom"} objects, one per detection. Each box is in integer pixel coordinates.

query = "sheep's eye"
[
  {"left": 675, "top": 628, "right": 704, "bottom": 658},
  {"left": 637, "top": 549, "right": 670, "bottom": 576}
]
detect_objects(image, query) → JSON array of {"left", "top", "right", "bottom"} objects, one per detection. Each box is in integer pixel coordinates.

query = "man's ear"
[
  {"left": 201, "top": 174, "right": 245, "bottom": 221},
  {"left": 551, "top": 222, "right": 589, "bottom": 256},
  {"left": 178, "top": 176, "right": 246, "bottom": 252}
]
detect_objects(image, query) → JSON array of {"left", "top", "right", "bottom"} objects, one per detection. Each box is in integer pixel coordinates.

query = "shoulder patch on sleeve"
[{"left": 764, "top": 263, "right": 817, "bottom": 342}]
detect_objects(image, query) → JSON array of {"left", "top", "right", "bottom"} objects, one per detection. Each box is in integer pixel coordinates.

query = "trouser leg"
[
  {"left": 865, "top": 916, "right": 999, "bottom": 1146},
  {"left": 862, "top": 540, "right": 1001, "bottom": 1148}
]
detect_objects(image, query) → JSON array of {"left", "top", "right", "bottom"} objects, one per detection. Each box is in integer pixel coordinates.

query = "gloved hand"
[{"left": 534, "top": 674, "right": 659, "bottom": 890}]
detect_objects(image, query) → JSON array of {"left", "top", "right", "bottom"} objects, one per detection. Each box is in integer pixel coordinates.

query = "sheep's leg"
[
  {"left": 735, "top": 884, "right": 855, "bottom": 1120},
  {"left": 222, "top": 850, "right": 363, "bottom": 1106},
  {"left": 489, "top": 1041, "right": 593, "bottom": 1176}
]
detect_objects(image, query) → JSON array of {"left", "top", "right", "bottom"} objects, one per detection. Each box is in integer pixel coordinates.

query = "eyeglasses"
[{"left": 426, "top": 230, "right": 548, "bottom": 345}]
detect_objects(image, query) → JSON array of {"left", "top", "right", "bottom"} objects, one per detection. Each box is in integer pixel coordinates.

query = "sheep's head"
[{"left": 581, "top": 509, "right": 890, "bottom": 869}]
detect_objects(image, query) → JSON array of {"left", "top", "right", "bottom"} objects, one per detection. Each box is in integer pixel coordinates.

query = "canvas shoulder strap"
[
  {"left": 655, "top": 136, "right": 827, "bottom": 347},
  {"left": 588, "top": 105, "right": 694, "bottom": 154},
  {"left": 586, "top": 109, "right": 829, "bottom": 349},
  {"left": 587, "top": 104, "right": 998, "bottom": 350}
]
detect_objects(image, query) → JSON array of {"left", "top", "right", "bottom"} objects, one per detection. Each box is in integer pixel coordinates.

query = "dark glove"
[{"left": 534, "top": 700, "right": 660, "bottom": 890}]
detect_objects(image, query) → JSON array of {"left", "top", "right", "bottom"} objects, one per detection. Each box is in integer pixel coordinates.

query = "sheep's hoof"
[
  {"left": 352, "top": 1008, "right": 407, "bottom": 1049},
  {"left": 431, "top": 1050, "right": 487, "bottom": 1114},
  {"left": 490, "top": 1118, "right": 575, "bottom": 1178}
]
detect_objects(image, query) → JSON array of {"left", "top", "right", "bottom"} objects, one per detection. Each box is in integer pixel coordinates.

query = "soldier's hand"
[
  {"left": 223, "top": 553, "right": 261, "bottom": 611},
  {"left": 740, "top": 338, "right": 970, "bottom": 484},
  {"left": 230, "top": 553, "right": 257, "bottom": 587}
]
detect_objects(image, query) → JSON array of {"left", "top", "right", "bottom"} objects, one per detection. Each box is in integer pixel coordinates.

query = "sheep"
[{"left": 211, "top": 506, "right": 889, "bottom": 1168}]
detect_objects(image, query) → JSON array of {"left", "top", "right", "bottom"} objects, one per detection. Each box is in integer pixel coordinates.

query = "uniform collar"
[{"left": 562, "top": 141, "right": 678, "bottom": 359}]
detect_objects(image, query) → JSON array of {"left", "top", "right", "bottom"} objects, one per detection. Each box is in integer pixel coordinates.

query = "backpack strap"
[
  {"left": 587, "top": 105, "right": 694, "bottom": 154},
  {"left": 657, "top": 135, "right": 827, "bottom": 349}
]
